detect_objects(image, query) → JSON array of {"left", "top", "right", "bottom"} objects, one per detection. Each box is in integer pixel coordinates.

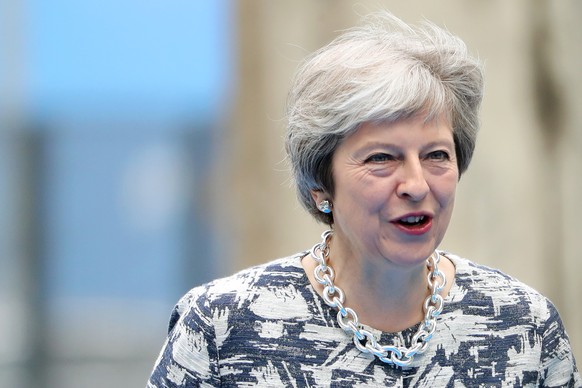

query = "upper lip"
[{"left": 390, "top": 212, "right": 433, "bottom": 223}]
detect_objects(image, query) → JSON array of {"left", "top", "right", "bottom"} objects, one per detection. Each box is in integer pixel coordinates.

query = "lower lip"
[{"left": 392, "top": 218, "right": 433, "bottom": 235}]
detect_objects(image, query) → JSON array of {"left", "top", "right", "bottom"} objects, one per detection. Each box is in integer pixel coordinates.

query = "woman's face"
[{"left": 321, "top": 115, "right": 459, "bottom": 268}]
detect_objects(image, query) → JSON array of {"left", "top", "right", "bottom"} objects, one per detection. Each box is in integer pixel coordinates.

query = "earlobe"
[
  {"left": 318, "top": 200, "right": 332, "bottom": 214},
  {"left": 311, "top": 190, "right": 333, "bottom": 214}
]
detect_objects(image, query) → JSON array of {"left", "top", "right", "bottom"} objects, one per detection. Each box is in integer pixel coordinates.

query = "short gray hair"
[{"left": 285, "top": 12, "right": 484, "bottom": 225}]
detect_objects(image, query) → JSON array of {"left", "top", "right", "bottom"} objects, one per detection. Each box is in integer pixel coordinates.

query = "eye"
[
  {"left": 364, "top": 153, "right": 396, "bottom": 163},
  {"left": 427, "top": 150, "right": 450, "bottom": 161}
]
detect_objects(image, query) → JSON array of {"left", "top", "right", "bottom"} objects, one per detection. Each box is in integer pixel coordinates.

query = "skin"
[{"left": 303, "top": 115, "right": 457, "bottom": 332}]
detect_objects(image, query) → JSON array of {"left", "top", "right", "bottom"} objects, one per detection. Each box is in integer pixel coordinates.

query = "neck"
[
  {"left": 302, "top": 230, "right": 453, "bottom": 366},
  {"left": 330, "top": 246, "right": 430, "bottom": 332},
  {"left": 302, "top": 240, "right": 436, "bottom": 333}
]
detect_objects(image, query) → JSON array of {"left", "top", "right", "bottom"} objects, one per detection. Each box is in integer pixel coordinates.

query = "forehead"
[{"left": 340, "top": 115, "right": 454, "bottom": 150}]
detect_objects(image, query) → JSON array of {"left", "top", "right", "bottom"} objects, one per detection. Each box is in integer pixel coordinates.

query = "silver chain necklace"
[{"left": 310, "top": 230, "right": 446, "bottom": 367}]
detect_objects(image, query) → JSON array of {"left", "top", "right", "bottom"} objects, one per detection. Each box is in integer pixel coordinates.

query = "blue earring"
[{"left": 318, "top": 200, "right": 332, "bottom": 214}]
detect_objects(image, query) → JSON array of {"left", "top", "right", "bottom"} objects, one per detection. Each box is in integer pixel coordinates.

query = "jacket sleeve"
[
  {"left": 538, "top": 300, "right": 581, "bottom": 388},
  {"left": 147, "top": 288, "right": 221, "bottom": 387}
]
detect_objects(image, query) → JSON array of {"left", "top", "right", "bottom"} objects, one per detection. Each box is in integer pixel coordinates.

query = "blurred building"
[{"left": 0, "top": 1, "right": 580, "bottom": 387}]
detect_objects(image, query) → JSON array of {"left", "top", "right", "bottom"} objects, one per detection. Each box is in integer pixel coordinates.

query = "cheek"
[
  {"left": 436, "top": 176, "right": 458, "bottom": 209},
  {"left": 333, "top": 177, "right": 389, "bottom": 216}
]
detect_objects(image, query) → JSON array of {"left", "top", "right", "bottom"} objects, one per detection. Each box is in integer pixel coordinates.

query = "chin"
[{"left": 383, "top": 245, "right": 437, "bottom": 267}]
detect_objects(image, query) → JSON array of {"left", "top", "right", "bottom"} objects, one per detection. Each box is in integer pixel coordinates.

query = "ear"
[{"left": 310, "top": 189, "right": 328, "bottom": 206}]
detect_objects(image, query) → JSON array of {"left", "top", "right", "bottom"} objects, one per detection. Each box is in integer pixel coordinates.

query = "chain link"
[{"left": 310, "top": 230, "right": 446, "bottom": 367}]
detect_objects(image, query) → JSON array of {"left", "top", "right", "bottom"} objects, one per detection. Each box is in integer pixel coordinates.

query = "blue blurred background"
[{"left": 1, "top": 1, "right": 233, "bottom": 386}]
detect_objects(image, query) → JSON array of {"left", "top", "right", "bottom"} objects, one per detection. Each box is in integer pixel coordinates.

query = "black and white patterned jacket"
[{"left": 148, "top": 252, "right": 581, "bottom": 387}]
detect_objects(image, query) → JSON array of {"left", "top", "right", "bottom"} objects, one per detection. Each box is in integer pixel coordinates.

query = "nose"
[{"left": 396, "top": 159, "right": 429, "bottom": 201}]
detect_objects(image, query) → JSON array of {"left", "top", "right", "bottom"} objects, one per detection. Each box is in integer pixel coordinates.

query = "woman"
[{"left": 148, "top": 12, "right": 580, "bottom": 387}]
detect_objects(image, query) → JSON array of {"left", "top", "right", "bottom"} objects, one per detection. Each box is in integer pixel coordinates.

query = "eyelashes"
[
  {"left": 364, "top": 150, "right": 451, "bottom": 164},
  {"left": 427, "top": 150, "right": 451, "bottom": 161},
  {"left": 364, "top": 153, "right": 396, "bottom": 163}
]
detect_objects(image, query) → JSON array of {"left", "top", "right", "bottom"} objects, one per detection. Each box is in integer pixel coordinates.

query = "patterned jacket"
[{"left": 148, "top": 252, "right": 581, "bottom": 387}]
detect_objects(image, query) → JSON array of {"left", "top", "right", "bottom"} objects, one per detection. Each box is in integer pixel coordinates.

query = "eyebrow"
[
  {"left": 422, "top": 140, "right": 455, "bottom": 149},
  {"left": 355, "top": 139, "right": 454, "bottom": 155},
  {"left": 351, "top": 142, "right": 398, "bottom": 158}
]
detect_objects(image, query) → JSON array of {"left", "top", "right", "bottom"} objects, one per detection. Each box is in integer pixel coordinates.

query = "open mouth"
[{"left": 397, "top": 215, "right": 431, "bottom": 228}]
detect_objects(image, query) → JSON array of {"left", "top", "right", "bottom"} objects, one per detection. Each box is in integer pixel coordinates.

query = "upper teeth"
[{"left": 402, "top": 216, "right": 424, "bottom": 223}]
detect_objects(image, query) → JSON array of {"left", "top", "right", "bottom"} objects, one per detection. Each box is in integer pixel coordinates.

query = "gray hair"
[{"left": 285, "top": 12, "right": 484, "bottom": 225}]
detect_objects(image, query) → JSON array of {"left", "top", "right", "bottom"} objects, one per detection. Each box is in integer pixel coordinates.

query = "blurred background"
[{"left": 0, "top": 1, "right": 580, "bottom": 386}]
